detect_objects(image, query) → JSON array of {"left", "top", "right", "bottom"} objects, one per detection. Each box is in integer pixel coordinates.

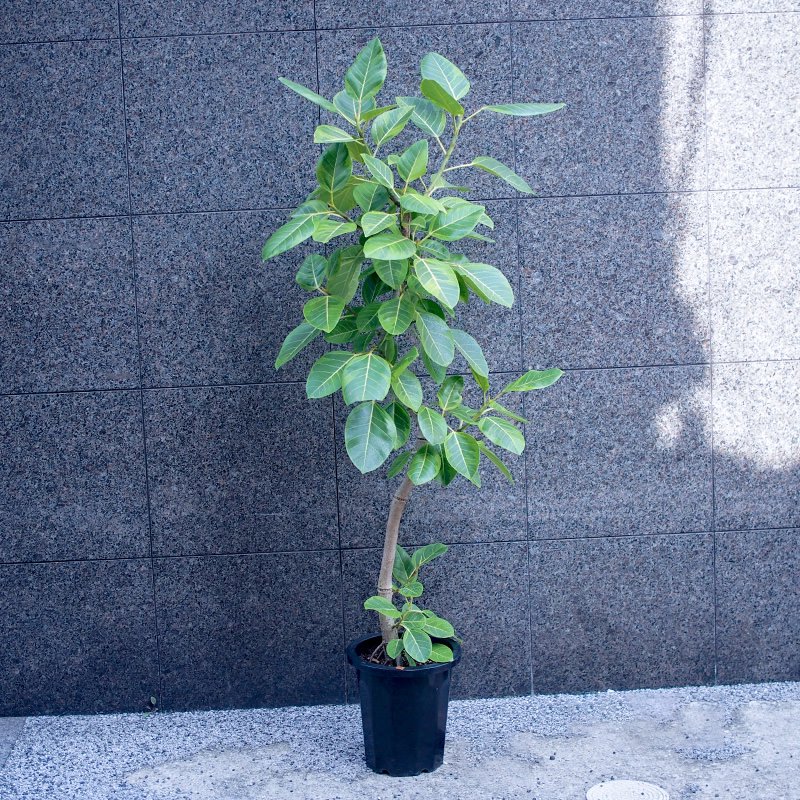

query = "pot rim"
[{"left": 346, "top": 633, "right": 462, "bottom": 675}]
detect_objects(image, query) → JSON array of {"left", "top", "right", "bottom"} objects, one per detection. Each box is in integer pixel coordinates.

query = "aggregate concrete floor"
[{"left": 1, "top": 681, "right": 799, "bottom": 800}]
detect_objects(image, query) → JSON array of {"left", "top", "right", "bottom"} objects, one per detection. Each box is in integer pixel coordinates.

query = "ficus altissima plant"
[{"left": 263, "top": 39, "right": 564, "bottom": 667}]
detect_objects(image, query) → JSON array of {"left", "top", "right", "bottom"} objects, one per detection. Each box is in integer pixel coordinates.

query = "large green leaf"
[
  {"left": 421, "top": 52, "right": 470, "bottom": 100},
  {"left": 413, "top": 257, "right": 460, "bottom": 308},
  {"left": 398, "top": 191, "right": 444, "bottom": 216},
  {"left": 478, "top": 416, "right": 525, "bottom": 455},
  {"left": 450, "top": 328, "right": 489, "bottom": 377},
  {"left": 341, "top": 353, "right": 392, "bottom": 404},
  {"left": 443, "top": 431, "right": 480, "bottom": 478},
  {"left": 484, "top": 102, "right": 565, "bottom": 116},
  {"left": 262, "top": 201, "right": 327, "bottom": 260},
  {"left": 303, "top": 295, "right": 346, "bottom": 332},
  {"left": 344, "top": 38, "right": 387, "bottom": 105},
  {"left": 407, "top": 444, "right": 441, "bottom": 484},
  {"left": 295, "top": 254, "right": 328, "bottom": 292},
  {"left": 364, "top": 595, "right": 400, "bottom": 618},
  {"left": 378, "top": 295, "right": 415, "bottom": 335},
  {"left": 274, "top": 322, "right": 320, "bottom": 369},
  {"left": 345, "top": 401, "right": 396, "bottom": 474},
  {"left": 420, "top": 79, "right": 464, "bottom": 116},
  {"left": 313, "top": 124, "right": 357, "bottom": 144},
  {"left": 428, "top": 202, "right": 485, "bottom": 241},
  {"left": 396, "top": 140, "right": 429, "bottom": 183},
  {"left": 412, "top": 542, "right": 448, "bottom": 567},
  {"left": 326, "top": 246, "right": 363, "bottom": 302},
  {"left": 312, "top": 219, "right": 357, "bottom": 243},
  {"left": 370, "top": 105, "right": 413, "bottom": 148},
  {"left": 362, "top": 104, "right": 397, "bottom": 122},
  {"left": 361, "top": 154, "right": 394, "bottom": 189},
  {"left": 396, "top": 95, "right": 446, "bottom": 138},
  {"left": 437, "top": 375, "right": 464, "bottom": 411},
  {"left": 356, "top": 301, "right": 383, "bottom": 331},
  {"left": 429, "top": 642, "right": 454, "bottom": 662},
  {"left": 388, "top": 402, "right": 411, "bottom": 449},
  {"left": 278, "top": 77, "right": 337, "bottom": 113},
  {"left": 422, "top": 616, "right": 455, "bottom": 638},
  {"left": 417, "top": 406, "right": 448, "bottom": 445},
  {"left": 316, "top": 144, "right": 352, "bottom": 206},
  {"left": 306, "top": 351, "right": 354, "bottom": 398},
  {"left": 391, "top": 369, "right": 423, "bottom": 411},
  {"left": 503, "top": 368, "right": 564, "bottom": 392},
  {"left": 403, "top": 628, "right": 433, "bottom": 662},
  {"left": 387, "top": 450, "right": 413, "bottom": 479},
  {"left": 360, "top": 210, "right": 397, "bottom": 237},
  {"left": 472, "top": 156, "right": 534, "bottom": 195},
  {"left": 416, "top": 311, "right": 454, "bottom": 367},
  {"left": 353, "top": 181, "right": 389, "bottom": 213},
  {"left": 453, "top": 262, "right": 514, "bottom": 307},
  {"left": 373, "top": 258, "right": 408, "bottom": 289},
  {"left": 333, "top": 90, "right": 367, "bottom": 126},
  {"left": 363, "top": 230, "right": 417, "bottom": 261}
]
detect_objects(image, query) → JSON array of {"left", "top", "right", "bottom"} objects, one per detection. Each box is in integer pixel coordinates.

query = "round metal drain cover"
[{"left": 586, "top": 780, "right": 669, "bottom": 800}]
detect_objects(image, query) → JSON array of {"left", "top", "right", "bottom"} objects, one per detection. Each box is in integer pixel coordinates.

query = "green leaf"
[
  {"left": 412, "top": 542, "right": 448, "bottom": 568},
  {"left": 314, "top": 124, "right": 357, "bottom": 144},
  {"left": 477, "top": 440, "right": 515, "bottom": 483},
  {"left": 262, "top": 213, "right": 317, "bottom": 260},
  {"left": 416, "top": 311, "right": 455, "bottom": 367},
  {"left": 370, "top": 105, "right": 414, "bottom": 148},
  {"left": 346, "top": 140, "right": 371, "bottom": 163},
  {"left": 324, "top": 314, "right": 358, "bottom": 345},
  {"left": 437, "top": 375, "right": 464, "bottom": 411},
  {"left": 386, "top": 639, "right": 404, "bottom": 659},
  {"left": 274, "top": 322, "right": 320, "bottom": 369},
  {"left": 361, "top": 155, "right": 394, "bottom": 189},
  {"left": 333, "top": 90, "right": 368, "bottom": 127},
  {"left": 421, "top": 52, "right": 470, "bottom": 100},
  {"left": 362, "top": 272, "right": 391, "bottom": 304},
  {"left": 345, "top": 38, "right": 387, "bottom": 105},
  {"left": 413, "top": 257, "right": 460, "bottom": 308},
  {"left": 303, "top": 295, "right": 346, "bottom": 333},
  {"left": 341, "top": 353, "right": 392, "bottom": 404},
  {"left": 422, "top": 616, "right": 455, "bottom": 638},
  {"left": 360, "top": 210, "right": 397, "bottom": 237},
  {"left": 363, "top": 230, "right": 416, "bottom": 261},
  {"left": 393, "top": 347, "right": 419, "bottom": 375},
  {"left": 444, "top": 430, "right": 480, "bottom": 478},
  {"left": 387, "top": 450, "right": 413, "bottom": 479},
  {"left": 396, "top": 140, "right": 429, "bottom": 183},
  {"left": 484, "top": 101, "right": 565, "bottom": 116},
  {"left": 453, "top": 262, "right": 514, "bottom": 307},
  {"left": 403, "top": 628, "right": 433, "bottom": 662},
  {"left": 398, "top": 191, "right": 445, "bottom": 216},
  {"left": 417, "top": 405, "right": 448, "bottom": 445},
  {"left": 421, "top": 347, "right": 447, "bottom": 384},
  {"left": 418, "top": 239, "right": 452, "bottom": 260},
  {"left": 306, "top": 351, "right": 353, "bottom": 398},
  {"left": 388, "top": 404, "right": 411, "bottom": 450},
  {"left": 353, "top": 182, "right": 389, "bottom": 213},
  {"left": 326, "top": 246, "right": 363, "bottom": 302},
  {"left": 478, "top": 416, "right": 525, "bottom": 455},
  {"left": 391, "top": 369, "right": 423, "bottom": 411},
  {"left": 396, "top": 95, "right": 446, "bottom": 138},
  {"left": 295, "top": 254, "right": 328, "bottom": 292},
  {"left": 395, "top": 545, "right": 415, "bottom": 580},
  {"left": 489, "top": 400, "right": 528, "bottom": 424},
  {"left": 407, "top": 444, "right": 441, "bottom": 485},
  {"left": 312, "top": 219, "right": 357, "bottom": 243},
  {"left": 429, "top": 201, "right": 485, "bottom": 241},
  {"left": 378, "top": 295, "right": 415, "bottom": 335},
  {"left": 345, "top": 401, "right": 396, "bottom": 473},
  {"left": 356, "top": 301, "right": 383, "bottom": 331},
  {"left": 503, "top": 368, "right": 564, "bottom": 392},
  {"left": 437, "top": 447, "right": 457, "bottom": 485},
  {"left": 472, "top": 368, "right": 490, "bottom": 393},
  {"left": 429, "top": 642, "right": 454, "bottom": 662},
  {"left": 450, "top": 328, "right": 489, "bottom": 378},
  {"left": 278, "top": 77, "right": 337, "bottom": 113},
  {"left": 316, "top": 144, "right": 352, "bottom": 207},
  {"left": 472, "top": 156, "right": 534, "bottom": 195},
  {"left": 420, "top": 79, "right": 464, "bottom": 116},
  {"left": 398, "top": 579, "right": 423, "bottom": 598},
  {"left": 364, "top": 595, "right": 400, "bottom": 618},
  {"left": 362, "top": 104, "right": 397, "bottom": 122},
  {"left": 373, "top": 258, "right": 408, "bottom": 289}
]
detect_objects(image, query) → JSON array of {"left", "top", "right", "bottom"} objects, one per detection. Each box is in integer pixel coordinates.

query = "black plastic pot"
[{"left": 346, "top": 633, "right": 462, "bottom": 777}]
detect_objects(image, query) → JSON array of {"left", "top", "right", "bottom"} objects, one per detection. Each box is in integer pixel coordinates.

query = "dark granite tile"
[
  {"left": 123, "top": 33, "right": 317, "bottom": 214},
  {"left": 709, "top": 189, "right": 800, "bottom": 363},
  {"left": 120, "top": 0, "right": 313, "bottom": 37},
  {"left": 316, "top": 26, "right": 515, "bottom": 200},
  {"left": 155, "top": 552, "right": 344, "bottom": 710},
  {"left": 713, "top": 361, "right": 800, "bottom": 532},
  {"left": 716, "top": 528, "right": 800, "bottom": 684},
  {"left": 706, "top": 13, "right": 800, "bottom": 190},
  {"left": 342, "top": 542, "right": 531, "bottom": 700},
  {"left": 706, "top": 0, "right": 799, "bottom": 9},
  {"left": 520, "top": 193, "right": 709, "bottom": 370},
  {"left": 0, "top": 717, "right": 25, "bottom": 769},
  {"left": 144, "top": 384, "right": 338, "bottom": 556},
  {"left": 529, "top": 533, "right": 715, "bottom": 693},
  {"left": 513, "top": 17, "right": 705, "bottom": 196},
  {"left": 335, "top": 387, "right": 528, "bottom": 549},
  {"left": 0, "top": 391, "right": 149, "bottom": 563},
  {"left": 513, "top": 0, "right": 701, "bottom": 17},
  {"left": 316, "top": 0, "right": 507, "bottom": 29},
  {"left": 134, "top": 210, "right": 323, "bottom": 387},
  {"left": 0, "top": 218, "right": 139, "bottom": 393},
  {"left": 0, "top": 0, "right": 117, "bottom": 43},
  {"left": 526, "top": 366, "right": 713, "bottom": 539},
  {"left": 0, "top": 41, "right": 128, "bottom": 220},
  {"left": 0, "top": 559, "right": 159, "bottom": 715}
]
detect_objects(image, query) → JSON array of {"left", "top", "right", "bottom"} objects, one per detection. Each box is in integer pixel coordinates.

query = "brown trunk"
[{"left": 377, "top": 476, "right": 414, "bottom": 644}]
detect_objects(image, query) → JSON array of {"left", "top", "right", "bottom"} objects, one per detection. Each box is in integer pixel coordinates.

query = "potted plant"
[{"left": 262, "top": 38, "right": 564, "bottom": 776}]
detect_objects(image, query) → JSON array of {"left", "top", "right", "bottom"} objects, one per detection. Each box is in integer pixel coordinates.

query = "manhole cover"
[{"left": 586, "top": 780, "right": 669, "bottom": 800}]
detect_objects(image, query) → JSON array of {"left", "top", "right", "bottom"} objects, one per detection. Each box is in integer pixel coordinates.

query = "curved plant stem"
[{"left": 377, "top": 475, "right": 414, "bottom": 643}]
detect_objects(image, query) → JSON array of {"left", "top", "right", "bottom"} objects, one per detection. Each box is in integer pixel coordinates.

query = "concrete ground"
[{"left": 1, "top": 682, "right": 799, "bottom": 800}]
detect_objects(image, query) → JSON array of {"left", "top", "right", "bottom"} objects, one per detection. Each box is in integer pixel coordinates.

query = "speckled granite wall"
[{"left": 1, "top": 3, "right": 797, "bottom": 716}]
